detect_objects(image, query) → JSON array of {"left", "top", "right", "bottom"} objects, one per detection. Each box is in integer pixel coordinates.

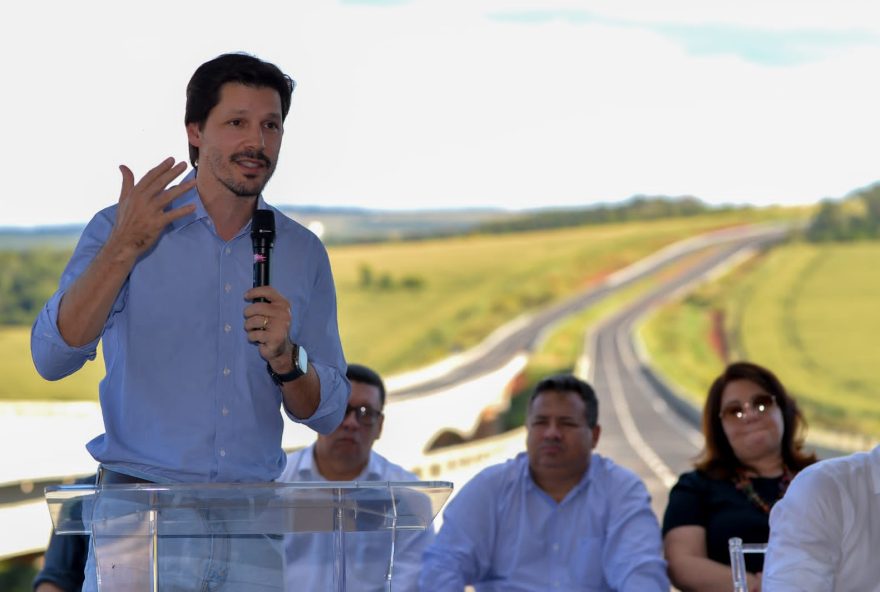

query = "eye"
[
  {"left": 228, "top": 119, "right": 242, "bottom": 127},
  {"left": 264, "top": 121, "right": 281, "bottom": 131}
]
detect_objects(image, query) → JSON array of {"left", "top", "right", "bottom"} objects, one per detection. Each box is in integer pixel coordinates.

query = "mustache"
[{"left": 231, "top": 150, "right": 272, "bottom": 168}]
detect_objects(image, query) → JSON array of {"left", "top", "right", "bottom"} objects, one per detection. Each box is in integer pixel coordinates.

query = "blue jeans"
[{"left": 82, "top": 510, "right": 283, "bottom": 591}]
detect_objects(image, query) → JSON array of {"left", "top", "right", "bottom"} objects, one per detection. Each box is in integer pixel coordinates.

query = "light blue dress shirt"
[
  {"left": 31, "top": 174, "right": 349, "bottom": 483},
  {"left": 280, "top": 444, "right": 435, "bottom": 591},
  {"left": 421, "top": 452, "right": 668, "bottom": 592}
]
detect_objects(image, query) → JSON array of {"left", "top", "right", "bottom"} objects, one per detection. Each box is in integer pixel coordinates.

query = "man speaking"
[{"left": 30, "top": 52, "right": 349, "bottom": 589}]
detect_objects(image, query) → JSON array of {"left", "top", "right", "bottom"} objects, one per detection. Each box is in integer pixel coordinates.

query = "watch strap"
[{"left": 267, "top": 344, "right": 306, "bottom": 385}]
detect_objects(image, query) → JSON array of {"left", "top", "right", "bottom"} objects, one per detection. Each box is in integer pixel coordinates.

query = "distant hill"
[
  {"left": 276, "top": 205, "right": 514, "bottom": 244},
  {"left": 474, "top": 195, "right": 744, "bottom": 233},
  {"left": 0, "top": 196, "right": 754, "bottom": 249},
  {"left": 0, "top": 225, "right": 85, "bottom": 250}
]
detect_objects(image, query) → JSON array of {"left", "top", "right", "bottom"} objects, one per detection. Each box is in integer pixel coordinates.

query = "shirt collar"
[
  {"left": 523, "top": 451, "right": 595, "bottom": 501},
  {"left": 296, "top": 444, "right": 379, "bottom": 481},
  {"left": 168, "top": 169, "right": 271, "bottom": 233}
]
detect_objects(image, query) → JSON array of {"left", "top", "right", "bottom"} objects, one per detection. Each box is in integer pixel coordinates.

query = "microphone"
[{"left": 251, "top": 210, "right": 276, "bottom": 303}]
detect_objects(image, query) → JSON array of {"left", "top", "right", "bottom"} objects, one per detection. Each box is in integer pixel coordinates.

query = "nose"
[
  {"left": 741, "top": 404, "right": 763, "bottom": 422},
  {"left": 341, "top": 407, "right": 360, "bottom": 429},
  {"left": 544, "top": 421, "right": 562, "bottom": 439},
  {"left": 244, "top": 125, "right": 266, "bottom": 150}
]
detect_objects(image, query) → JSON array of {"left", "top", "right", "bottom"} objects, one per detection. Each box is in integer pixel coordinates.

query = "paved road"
[{"left": 394, "top": 224, "right": 788, "bottom": 400}]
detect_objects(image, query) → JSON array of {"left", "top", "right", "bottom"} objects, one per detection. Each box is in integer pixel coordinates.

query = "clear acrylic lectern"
[{"left": 46, "top": 481, "right": 452, "bottom": 592}]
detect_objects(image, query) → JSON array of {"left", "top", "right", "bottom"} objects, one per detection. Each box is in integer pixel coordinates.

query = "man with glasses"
[{"left": 279, "top": 363, "right": 433, "bottom": 590}]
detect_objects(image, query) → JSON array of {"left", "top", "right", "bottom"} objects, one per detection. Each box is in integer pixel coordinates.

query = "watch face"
[{"left": 296, "top": 345, "right": 308, "bottom": 371}]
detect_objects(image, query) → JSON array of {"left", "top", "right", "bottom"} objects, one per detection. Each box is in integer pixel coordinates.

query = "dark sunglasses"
[
  {"left": 344, "top": 405, "right": 383, "bottom": 426},
  {"left": 719, "top": 394, "right": 776, "bottom": 422}
]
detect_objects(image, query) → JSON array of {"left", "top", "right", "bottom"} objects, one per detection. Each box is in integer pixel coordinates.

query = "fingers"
[
  {"left": 161, "top": 203, "right": 197, "bottom": 225},
  {"left": 139, "top": 157, "right": 183, "bottom": 192},
  {"left": 156, "top": 178, "right": 198, "bottom": 210},
  {"left": 122, "top": 158, "right": 189, "bottom": 204},
  {"left": 118, "top": 165, "right": 135, "bottom": 202},
  {"left": 244, "top": 293, "right": 292, "bottom": 358}
]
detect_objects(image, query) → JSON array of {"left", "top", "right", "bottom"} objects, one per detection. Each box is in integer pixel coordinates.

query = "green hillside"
[
  {"left": 1, "top": 209, "right": 793, "bottom": 401},
  {"left": 641, "top": 240, "right": 880, "bottom": 437}
]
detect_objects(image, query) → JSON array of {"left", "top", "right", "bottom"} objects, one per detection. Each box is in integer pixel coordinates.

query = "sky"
[{"left": 3, "top": 0, "right": 880, "bottom": 227}]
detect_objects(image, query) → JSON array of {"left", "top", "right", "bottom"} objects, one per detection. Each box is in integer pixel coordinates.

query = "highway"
[{"left": 0, "top": 223, "right": 788, "bottom": 560}]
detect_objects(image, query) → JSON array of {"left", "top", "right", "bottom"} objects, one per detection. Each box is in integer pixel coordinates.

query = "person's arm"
[
  {"left": 31, "top": 160, "right": 195, "bottom": 380},
  {"left": 420, "top": 475, "right": 495, "bottom": 591},
  {"left": 664, "top": 525, "right": 760, "bottom": 592},
  {"left": 58, "top": 159, "right": 195, "bottom": 347},
  {"left": 762, "top": 468, "right": 842, "bottom": 591},
  {"left": 245, "top": 237, "right": 348, "bottom": 432},
  {"left": 243, "top": 285, "right": 326, "bottom": 422},
  {"left": 602, "top": 474, "right": 670, "bottom": 592}
]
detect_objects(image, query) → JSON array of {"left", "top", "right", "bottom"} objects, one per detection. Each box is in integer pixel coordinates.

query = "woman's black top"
[{"left": 662, "top": 469, "right": 783, "bottom": 574}]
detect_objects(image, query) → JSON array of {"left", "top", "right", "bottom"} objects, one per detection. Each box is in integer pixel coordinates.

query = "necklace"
[{"left": 733, "top": 467, "right": 793, "bottom": 514}]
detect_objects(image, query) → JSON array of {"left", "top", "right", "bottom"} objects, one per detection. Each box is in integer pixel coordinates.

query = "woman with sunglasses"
[{"left": 661, "top": 361, "right": 817, "bottom": 591}]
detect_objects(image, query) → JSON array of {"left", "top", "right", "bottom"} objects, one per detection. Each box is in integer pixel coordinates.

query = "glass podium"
[{"left": 46, "top": 481, "right": 452, "bottom": 591}]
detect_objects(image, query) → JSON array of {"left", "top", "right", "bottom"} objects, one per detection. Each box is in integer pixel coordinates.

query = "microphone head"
[{"left": 251, "top": 210, "right": 276, "bottom": 244}]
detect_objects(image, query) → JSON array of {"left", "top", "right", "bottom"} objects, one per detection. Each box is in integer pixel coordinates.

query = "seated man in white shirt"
[
  {"left": 762, "top": 444, "right": 880, "bottom": 591},
  {"left": 279, "top": 363, "right": 433, "bottom": 591}
]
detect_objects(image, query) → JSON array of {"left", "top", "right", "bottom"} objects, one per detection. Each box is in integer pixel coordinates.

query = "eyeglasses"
[
  {"left": 344, "top": 405, "right": 383, "bottom": 426},
  {"left": 719, "top": 394, "right": 777, "bottom": 422}
]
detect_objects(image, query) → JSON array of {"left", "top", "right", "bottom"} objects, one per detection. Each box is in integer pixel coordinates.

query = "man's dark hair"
[
  {"left": 185, "top": 52, "right": 296, "bottom": 167},
  {"left": 528, "top": 374, "right": 599, "bottom": 428},
  {"left": 346, "top": 364, "right": 387, "bottom": 409}
]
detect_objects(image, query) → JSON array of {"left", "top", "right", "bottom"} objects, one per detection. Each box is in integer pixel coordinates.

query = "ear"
[
  {"left": 186, "top": 122, "right": 202, "bottom": 148},
  {"left": 590, "top": 424, "right": 601, "bottom": 449},
  {"left": 375, "top": 414, "right": 384, "bottom": 440}
]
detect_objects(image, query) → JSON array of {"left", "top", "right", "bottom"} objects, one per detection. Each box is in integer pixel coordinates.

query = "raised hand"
[{"left": 108, "top": 157, "right": 197, "bottom": 261}]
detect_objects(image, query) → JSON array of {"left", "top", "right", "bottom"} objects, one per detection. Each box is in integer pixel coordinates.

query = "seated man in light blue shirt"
[
  {"left": 280, "top": 364, "right": 433, "bottom": 591},
  {"left": 420, "top": 374, "right": 668, "bottom": 592}
]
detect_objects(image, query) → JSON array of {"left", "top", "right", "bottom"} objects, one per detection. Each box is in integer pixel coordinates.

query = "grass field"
[
  {"left": 332, "top": 211, "right": 792, "bottom": 374},
  {"left": 1, "top": 209, "right": 794, "bottom": 402},
  {"left": 640, "top": 239, "right": 880, "bottom": 438}
]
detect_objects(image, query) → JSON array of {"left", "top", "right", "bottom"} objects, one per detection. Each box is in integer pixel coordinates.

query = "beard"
[{"left": 203, "top": 148, "right": 277, "bottom": 198}]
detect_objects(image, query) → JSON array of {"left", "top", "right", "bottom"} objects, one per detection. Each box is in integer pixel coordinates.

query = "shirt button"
[
  {"left": 224, "top": 323, "right": 232, "bottom": 333},
  {"left": 222, "top": 407, "right": 229, "bottom": 416},
  {"left": 223, "top": 367, "right": 231, "bottom": 377},
  {"left": 224, "top": 283, "right": 232, "bottom": 293},
  {"left": 220, "top": 449, "right": 226, "bottom": 457},
  {"left": 552, "top": 543, "right": 559, "bottom": 552},
  {"left": 225, "top": 247, "right": 232, "bottom": 255}
]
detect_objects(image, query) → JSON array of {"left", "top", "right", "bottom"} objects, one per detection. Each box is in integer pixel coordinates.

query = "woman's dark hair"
[
  {"left": 695, "top": 361, "right": 816, "bottom": 479},
  {"left": 185, "top": 52, "right": 295, "bottom": 166}
]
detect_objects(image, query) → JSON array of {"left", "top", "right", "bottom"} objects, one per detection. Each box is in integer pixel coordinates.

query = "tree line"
[
  {"left": 806, "top": 182, "right": 880, "bottom": 242},
  {"left": 0, "top": 249, "right": 69, "bottom": 325},
  {"left": 475, "top": 196, "right": 736, "bottom": 233}
]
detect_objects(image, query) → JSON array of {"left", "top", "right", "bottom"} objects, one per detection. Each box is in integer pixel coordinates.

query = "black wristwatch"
[{"left": 267, "top": 343, "right": 308, "bottom": 385}]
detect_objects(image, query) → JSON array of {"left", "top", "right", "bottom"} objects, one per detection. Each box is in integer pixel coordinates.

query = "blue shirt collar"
[
  {"left": 524, "top": 451, "right": 596, "bottom": 502},
  {"left": 168, "top": 169, "right": 271, "bottom": 234}
]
